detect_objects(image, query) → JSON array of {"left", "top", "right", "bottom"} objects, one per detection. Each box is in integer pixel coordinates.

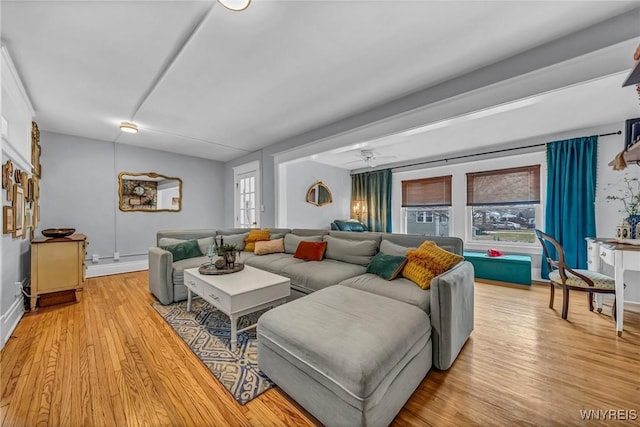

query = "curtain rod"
[{"left": 389, "top": 130, "right": 621, "bottom": 172}]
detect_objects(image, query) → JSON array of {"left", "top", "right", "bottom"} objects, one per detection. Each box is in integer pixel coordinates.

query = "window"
[
  {"left": 402, "top": 175, "right": 451, "bottom": 236},
  {"left": 233, "top": 161, "right": 260, "bottom": 228},
  {"left": 416, "top": 211, "right": 433, "bottom": 223},
  {"left": 467, "top": 165, "right": 540, "bottom": 244}
]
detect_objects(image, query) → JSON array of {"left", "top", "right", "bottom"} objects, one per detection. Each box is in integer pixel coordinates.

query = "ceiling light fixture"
[
  {"left": 217, "top": 0, "right": 251, "bottom": 11},
  {"left": 119, "top": 122, "right": 138, "bottom": 134}
]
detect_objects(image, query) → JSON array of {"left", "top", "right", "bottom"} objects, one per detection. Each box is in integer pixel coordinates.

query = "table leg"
[
  {"left": 230, "top": 313, "right": 238, "bottom": 351},
  {"left": 187, "top": 288, "right": 192, "bottom": 312},
  {"left": 614, "top": 250, "right": 624, "bottom": 337},
  {"left": 594, "top": 294, "right": 603, "bottom": 312}
]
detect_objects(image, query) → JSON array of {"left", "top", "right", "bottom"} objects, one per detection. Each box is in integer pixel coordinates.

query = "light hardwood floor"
[{"left": 1, "top": 272, "right": 639, "bottom": 426}]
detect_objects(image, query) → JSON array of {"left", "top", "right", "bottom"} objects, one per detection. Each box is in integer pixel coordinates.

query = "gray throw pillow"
[
  {"left": 159, "top": 236, "right": 214, "bottom": 255},
  {"left": 217, "top": 232, "right": 250, "bottom": 251},
  {"left": 323, "top": 235, "right": 378, "bottom": 266},
  {"left": 379, "top": 240, "right": 415, "bottom": 257},
  {"left": 284, "top": 234, "right": 323, "bottom": 254}
]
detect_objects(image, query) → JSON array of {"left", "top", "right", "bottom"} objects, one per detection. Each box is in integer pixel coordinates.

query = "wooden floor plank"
[{"left": 1, "top": 271, "right": 639, "bottom": 426}]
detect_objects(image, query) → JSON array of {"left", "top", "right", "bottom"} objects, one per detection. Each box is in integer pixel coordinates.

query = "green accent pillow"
[
  {"left": 162, "top": 239, "right": 203, "bottom": 262},
  {"left": 366, "top": 252, "right": 408, "bottom": 281}
]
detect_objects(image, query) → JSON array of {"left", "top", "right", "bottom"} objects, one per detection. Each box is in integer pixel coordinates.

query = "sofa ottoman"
[{"left": 257, "top": 286, "right": 432, "bottom": 427}]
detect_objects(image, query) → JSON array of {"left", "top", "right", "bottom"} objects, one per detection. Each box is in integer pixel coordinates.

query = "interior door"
[{"left": 234, "top": 161, "right": 260, "bottom": 228}]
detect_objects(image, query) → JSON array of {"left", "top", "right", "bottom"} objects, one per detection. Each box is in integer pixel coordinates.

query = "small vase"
[{"left": 628, "top": 215, "right": 640, "bottom": 239}]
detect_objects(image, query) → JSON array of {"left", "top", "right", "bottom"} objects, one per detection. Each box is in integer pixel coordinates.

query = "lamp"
[
  {"left": 119, "top": 122, "right": 138, "bottom": 134},
  {"left": 351, "top": 200, "right": 366, "bottom": 221},
  {"left": 217, "top": 0, "right": 251, "bottom": 11}
]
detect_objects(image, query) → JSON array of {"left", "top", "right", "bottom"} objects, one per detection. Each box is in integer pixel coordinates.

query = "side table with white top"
[{"left": 183, "top": 265, "right": 290, "bottom": 350}]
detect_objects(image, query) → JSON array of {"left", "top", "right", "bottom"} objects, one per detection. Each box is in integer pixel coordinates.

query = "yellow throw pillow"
[
  {"left": 244, "top": 229, "right": 271, "bottom": 252},
  {"left": 401, "top": 260, "right": 435, "bottom": 289},
  {"left": 254, "top": 238, "right": 285, "bottom": 255},
  {"left": 402, "top": 241, "right": 463, "bottom": 289}
]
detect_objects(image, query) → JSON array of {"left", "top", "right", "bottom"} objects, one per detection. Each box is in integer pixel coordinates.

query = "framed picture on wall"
[
  {"left": 3, "top": 205, "right": 14, "bottom": 234},
  {"left": 624, "top": 117, "right": 640, "bottom": 149},
  {"left": 12, "top": 184, "right": 24, "bottom": 238}
]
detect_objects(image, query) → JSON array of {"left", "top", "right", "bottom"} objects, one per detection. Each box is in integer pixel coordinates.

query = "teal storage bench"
[{"left": 463, "top": 251, "right": 531, "bottom": 286}]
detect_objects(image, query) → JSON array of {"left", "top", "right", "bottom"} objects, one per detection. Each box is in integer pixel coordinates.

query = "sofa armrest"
[
  {"left": 148, "top": 247, "right": 174, "bottom": 305},
  {"left": 430, "top": 261, "right": 474, "bottom": 370}
]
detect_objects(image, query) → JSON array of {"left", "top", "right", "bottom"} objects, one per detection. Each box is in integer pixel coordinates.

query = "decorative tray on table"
[{"left": 199, "top": 263, "right": 245, "bottom": 275}]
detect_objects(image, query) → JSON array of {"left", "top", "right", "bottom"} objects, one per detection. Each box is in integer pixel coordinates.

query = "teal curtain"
[
  {"left": 351, "top": 169, "right": 392, "bottom": 232},
  {"left": 542, "top": 136, "right": 597, "bottom": 278}
]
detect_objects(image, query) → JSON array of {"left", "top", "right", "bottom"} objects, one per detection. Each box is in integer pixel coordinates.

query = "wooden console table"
[{"left": 30, "top": 233, "right": 87, "bottom": 310}]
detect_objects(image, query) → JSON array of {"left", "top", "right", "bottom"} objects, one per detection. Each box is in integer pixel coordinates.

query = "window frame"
[{"left": 465, "top": 164, "right": 541, "bottom": 246}]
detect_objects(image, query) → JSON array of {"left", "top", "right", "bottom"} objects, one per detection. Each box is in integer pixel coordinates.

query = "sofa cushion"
[
  {"left": 294, "top": 241, "right": 327, "bottom": 261},
  {"left": 159, "top": 236, "right": 214, "bottom": 256},
  {"left": 281, "top": 259, "right": 366, "bottom": 293},
  {"left": 257, "top": 286, "right": 430, "bottom": 410},
  {"left": 172, "top": 255, "right": 209, "bottom": 286},
  {"left": 403, "top": 241, "right": 464, "bottom": 289},
  {"left": 254, "top": 238, "right": 285, "bottom": 255},
  {"left": 245, "top": 229, "right": 271, "bottom": 252},
  {"left": 161, "top": 239, "right": 203, "bottom": 262},
  {"left": 217, "top": 232, "right": 249, "bottom": 251},
  {"left": 284, "top": 234, "right": 323, "bottom": 254},
  {"left": 338, "top": 274, "right": 431, "bottom": 314},
  {"left": 323, "top": 235, "right": 377, "bottom": 266},
  {"left": 366, "top": 253, "right": 407, "bottom": 280},
  {"left": 245, "top": 253, "right": 303, "bottom": 274},
  {"left": 379, "top": 240, "right": 414, "bottom": 257}
]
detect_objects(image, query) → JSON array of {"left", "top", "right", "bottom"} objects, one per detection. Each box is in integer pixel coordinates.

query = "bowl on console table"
[{"left": 42, "top": 228, "right": 76, "bottom": 238}]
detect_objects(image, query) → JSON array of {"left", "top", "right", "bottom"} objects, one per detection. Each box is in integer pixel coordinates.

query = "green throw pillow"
[
  {"left": 366, "top": 252, "right": 408, "bottom": 281},
  {"left": 162, "top": 239, "right": 203, "bottom": 262}
]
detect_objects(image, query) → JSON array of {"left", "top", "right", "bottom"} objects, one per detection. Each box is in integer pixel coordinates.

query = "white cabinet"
[{"left": 1, "top": 45, "right": 35, "bottom": 171}]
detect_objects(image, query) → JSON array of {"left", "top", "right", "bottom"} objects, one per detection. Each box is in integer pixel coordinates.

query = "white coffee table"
[{"left": 183, "top": 265, "right": 290, "bottom": 350}]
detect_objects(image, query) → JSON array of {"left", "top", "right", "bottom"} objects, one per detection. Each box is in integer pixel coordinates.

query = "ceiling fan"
[{"left": 343, "top": 150, "right": 396, "bottom": 168}]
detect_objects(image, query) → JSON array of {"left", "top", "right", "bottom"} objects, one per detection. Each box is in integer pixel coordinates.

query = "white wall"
[
  {"left": 1, "top": 47, "right": 34, "bottom": 348},
  {"left": 39, "top": 131, "right": 225, "bottom": 275},
  {"left": 278, "top": 160, "right": 350, "bottom": 228}
]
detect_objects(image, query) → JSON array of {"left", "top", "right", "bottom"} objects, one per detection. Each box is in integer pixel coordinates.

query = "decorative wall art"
[
  {"left": 118, "top": 172, "right": 182, "bottom": 212},
  {"left": 3, "top": 205, "right": 14, "bottom": 233},
  {"left": 31, "top": 121, "right": 41, "bottom": 178},
  {"left": 3, "top": 160, "right": 14, "bottom": 202},
  {"left": 3, "top": 121, "right": 43, "bottom": 238},
  {"left": 2, "top": 160, "right": 13, "bottom": 190},
  {"left": 12, "top": 184, "right": 24, "bottom": 238},
  {"left": 306, "top": 181, "right": 333, "bottom": 207}
]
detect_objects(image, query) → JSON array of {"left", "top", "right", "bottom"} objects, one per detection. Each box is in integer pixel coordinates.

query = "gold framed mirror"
[
  {"left": 118, "top": 172, "right": 182, "bottom": 212},
  {"left": 306, "top": 181, "right": 333, "bottom": 207}
]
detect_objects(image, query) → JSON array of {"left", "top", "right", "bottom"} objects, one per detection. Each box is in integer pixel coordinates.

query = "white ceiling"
[{"left": 2, "top": 1, "right": 640, "bottom": 165}]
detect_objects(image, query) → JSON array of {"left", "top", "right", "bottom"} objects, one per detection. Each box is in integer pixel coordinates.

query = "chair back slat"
[{"left": 535, "top": 229, "right": 569, "bottom": 282}]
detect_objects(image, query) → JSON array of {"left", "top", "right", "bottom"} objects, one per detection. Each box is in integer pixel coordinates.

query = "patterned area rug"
[{"left": 151, "top": 299, "right": 274, "bottom": 404}]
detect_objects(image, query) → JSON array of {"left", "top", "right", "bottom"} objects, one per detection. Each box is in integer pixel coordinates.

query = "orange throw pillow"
[
  {"left": 244, "top": 229, "right": 271, "bottom": 252},
  {"left": 293, "top": 241, "right": 327, "bottom": 261}
]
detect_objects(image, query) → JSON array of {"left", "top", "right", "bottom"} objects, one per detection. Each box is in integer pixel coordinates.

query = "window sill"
[{"left": 464, "top": 241, "right": 540, "bottom": 255}]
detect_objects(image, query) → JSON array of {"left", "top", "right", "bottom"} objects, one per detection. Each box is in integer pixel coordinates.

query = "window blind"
[
  {"left": 466, "top": 165, "right": 540, "bottom": 206},
  {"left": 402, "top": 175, "right": 452, "bottom": 207}
]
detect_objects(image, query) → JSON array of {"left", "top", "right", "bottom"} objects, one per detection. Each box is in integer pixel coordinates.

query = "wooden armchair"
[{"left": 535, "top": 229, "right": 617, "bottom": 320}]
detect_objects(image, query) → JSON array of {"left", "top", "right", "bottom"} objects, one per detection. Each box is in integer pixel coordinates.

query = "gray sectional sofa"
[{"left": 148, "top": 227, "right": 475, "bottom": 371}]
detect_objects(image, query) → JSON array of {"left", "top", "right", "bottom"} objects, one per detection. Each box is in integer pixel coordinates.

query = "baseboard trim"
[
  {"left": 1, "top": 294, "right": 25, "bottom": 349},
  {"left": 86, "top": 260, "right": 148, "bottom": 278}
]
